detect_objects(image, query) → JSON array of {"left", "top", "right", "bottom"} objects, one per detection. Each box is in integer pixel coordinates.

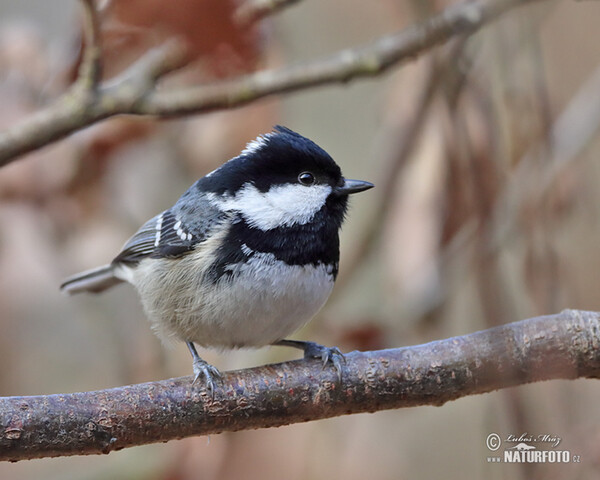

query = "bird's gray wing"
[{"left": 112, "top": 194, "right": 227, "bottom": 264}]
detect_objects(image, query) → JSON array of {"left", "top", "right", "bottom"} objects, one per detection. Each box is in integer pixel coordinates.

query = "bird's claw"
[
  {"left": 301, "top": 341, "right": 345, "bottom": 382},
  {"left": 192, "top": 358, "right": 222, "bottom": 397}
]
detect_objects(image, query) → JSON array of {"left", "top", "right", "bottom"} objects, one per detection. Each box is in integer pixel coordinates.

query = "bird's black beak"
[{"left": 334, "top": 179, "right": 374, "bottom": 196}]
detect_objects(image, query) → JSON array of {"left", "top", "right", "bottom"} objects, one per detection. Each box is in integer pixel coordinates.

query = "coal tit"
[{"left": 61, "top": 126, "right": 373, "bottom": 391}]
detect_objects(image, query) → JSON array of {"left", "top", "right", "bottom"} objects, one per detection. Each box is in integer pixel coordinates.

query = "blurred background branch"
[
  {"left": 2, "top": 309, "right": 599, "bottom": 462},
  {"left": 0, "top": 0, "right": 544, "bottom": 167},
  {"left": 75, "top": 0, "right": 103, "bottom": 90},
  {"left": 234, "top": 0, "right": 302, "bottom": 25}
]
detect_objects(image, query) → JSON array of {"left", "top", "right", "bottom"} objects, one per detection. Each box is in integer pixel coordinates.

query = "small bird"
[{"left": 61, "top": 126, "right": 373, "bottom": 391}]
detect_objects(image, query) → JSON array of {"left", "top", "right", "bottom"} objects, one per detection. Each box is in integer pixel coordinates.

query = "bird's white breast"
[{"left": 117, "top": 242, "right": 335, "bottom": 348}]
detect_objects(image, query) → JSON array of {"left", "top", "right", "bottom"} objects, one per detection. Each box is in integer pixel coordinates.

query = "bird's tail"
[{"left": 60, "top": 264, "right": 123, "bottom": 294}]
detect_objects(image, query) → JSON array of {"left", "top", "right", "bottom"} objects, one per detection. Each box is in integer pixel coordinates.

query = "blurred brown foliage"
[{"left": 1, "top": 0, "right": 600, "bottom": 479}]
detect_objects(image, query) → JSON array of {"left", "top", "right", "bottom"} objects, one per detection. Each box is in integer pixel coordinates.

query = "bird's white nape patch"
[
  {"left": 210, "top": 182, "right": 332, "bottom": 230},
  {"left": 241, "top": 134, "right": 270, "bottom": 157},
  {"left": 203, "top": 133, "right": 270, "bottom": 179}
]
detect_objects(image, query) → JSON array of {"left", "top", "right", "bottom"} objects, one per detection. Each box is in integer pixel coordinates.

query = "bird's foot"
[
  {"left": 275, "top": 339, "right": 346, "bottom": 382},
  {"left": 187, "top": 341, "right": 221, "bottom": 396},
  {"left": 192, "top": 358, "right": 222, "bottom": 395}
]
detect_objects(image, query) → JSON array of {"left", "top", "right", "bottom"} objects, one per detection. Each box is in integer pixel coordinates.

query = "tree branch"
[
  {"left": 1, "top": 309, "right": 599, "bottom": 462},
  {"left": 0, "top": 0, "right": 545, "bottom": 167}
]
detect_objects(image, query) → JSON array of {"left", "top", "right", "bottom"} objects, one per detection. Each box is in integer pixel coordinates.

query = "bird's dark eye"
[{"left": 298, "top": 172, "right": 315, "bottom": 186}]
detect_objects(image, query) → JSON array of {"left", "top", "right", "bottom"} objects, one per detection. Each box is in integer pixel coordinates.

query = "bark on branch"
[
  {"left": 0, "top": 0, "right": 545, "bottom": 167},
  {"left": 1, "top": 309, "right": 599, "bottom": 462}
]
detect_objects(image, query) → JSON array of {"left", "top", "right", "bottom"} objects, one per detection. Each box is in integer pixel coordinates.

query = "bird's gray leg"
[
  {"left": 274, "top": 339, "right": 345, "bottom": 381},
  {"left": 186, "top": 341, "right": 221, "bottom": 395}
]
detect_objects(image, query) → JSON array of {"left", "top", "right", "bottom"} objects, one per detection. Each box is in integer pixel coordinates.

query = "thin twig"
[
  {"left": 234, "top": 0, "right": 302, "bottom": 25},
  {"left": 75, "top": 0, "right": 103, "bottom": 92},
  {"left": 438, "top": 62, "right": 600, "bottom": 309},
  {"left": 471, "top": 61, "right": 600, "bottom": 254},
  {"left": 1, "top": 309, "right": 599, "bottom": 462},
  {"left": 0, "top": 0, "right": 546, "bottom": 167},
  {"left": 334, "top": 39, "right": 469, "bottom": 292}
]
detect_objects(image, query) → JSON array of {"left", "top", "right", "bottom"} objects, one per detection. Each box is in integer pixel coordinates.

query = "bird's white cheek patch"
[{"left": 212, "top": 183, "right": 332, "bottom": 230}]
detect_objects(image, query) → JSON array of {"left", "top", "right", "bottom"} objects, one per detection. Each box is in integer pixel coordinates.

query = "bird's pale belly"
[{"left": 125, "top": 250, "right": 335, "bottom": 348}]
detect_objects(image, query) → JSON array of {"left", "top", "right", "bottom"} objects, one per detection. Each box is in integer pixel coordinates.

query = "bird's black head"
[{"left": 198, "top": 126, "right": 373, "bottom": 231}]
